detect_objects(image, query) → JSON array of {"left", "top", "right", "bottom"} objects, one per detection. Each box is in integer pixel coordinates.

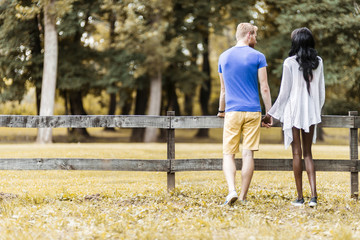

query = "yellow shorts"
[{"left": 223, "top": 111, "right": 261, "bottom": 154}]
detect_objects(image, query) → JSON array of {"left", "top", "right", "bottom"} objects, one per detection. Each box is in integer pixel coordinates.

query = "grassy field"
[{"left": 0, "top": 142, "right": 359, "bottom": 239}]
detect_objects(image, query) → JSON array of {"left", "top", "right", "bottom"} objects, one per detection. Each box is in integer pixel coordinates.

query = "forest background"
[{"left": 0, "top": 0, "right": 359, "bottom": 143}]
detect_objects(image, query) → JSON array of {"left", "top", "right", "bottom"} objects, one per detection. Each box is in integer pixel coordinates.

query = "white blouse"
[{"left": 268, "top": 56, "right": 325, "bottom": 149}]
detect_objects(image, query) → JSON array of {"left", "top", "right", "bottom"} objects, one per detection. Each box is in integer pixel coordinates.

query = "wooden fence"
[{"left": 0, "top": 111, "right": 358, "bottom": 198}]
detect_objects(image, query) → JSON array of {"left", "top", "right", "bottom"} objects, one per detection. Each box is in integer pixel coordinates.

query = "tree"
[
  {"left": 56, "top": 0, "right": 101, "bottom": 140},
  {"left": 0, "top": 0, "right": 43, "bottom": 108},
  {"left": 36, "top": 0, "right": 58, "bottom": 143},
  {"left": 161, "top": 1, "right": 204, "bottom": 117},
  {"left": 0, "top": 0, "right": 87, "bottom": 143},
  {"left": 191, "top": 0, "right": 256, "bottom": 137},
  {"left": 262, "top": 0, "right": 360, "bottom": 114},
  {"left": 114, "top": 0, "right": 178, "bottom": 142},
  {"left": 140, "top": 0, "right": 178, "bottom": 142},
  {"left": 96, "top": 1, "right": 135, "bottom": 131}
]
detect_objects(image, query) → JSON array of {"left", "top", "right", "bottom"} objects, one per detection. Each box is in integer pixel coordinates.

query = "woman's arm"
[
  {"left": 319, "top": 61, "right": 325, "bottom": 108},
  {"left": 268, "top": 63, "right": 292, "bottom": 119}
]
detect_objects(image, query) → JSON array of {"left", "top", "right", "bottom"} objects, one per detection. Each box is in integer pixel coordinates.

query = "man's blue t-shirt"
[{"left": 218, "top": 46, "right": 267, "bottom": 112}]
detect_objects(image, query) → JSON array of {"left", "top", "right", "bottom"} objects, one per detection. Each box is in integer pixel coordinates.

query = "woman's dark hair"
[{"left": 289, "top": 27, "right": 319, "bottom": 93}]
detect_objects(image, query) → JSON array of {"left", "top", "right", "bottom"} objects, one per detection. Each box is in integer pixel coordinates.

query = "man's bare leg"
[
  {"left": 239, "top": 149, "right": 254, "bottom": 200},
  {"left": 223, "top": 154, "right": 236, "bottom": 192}
]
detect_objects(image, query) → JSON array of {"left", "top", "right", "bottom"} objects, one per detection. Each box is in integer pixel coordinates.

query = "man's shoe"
[
  {"left": 223, "top": 190, "right": 238, "bottom": 206},
  {"left": 309, "top": 197, "right": 317, "bottom": 207},
  {"left": 291, "top": 198, "right": 305, "bottom": 206}
]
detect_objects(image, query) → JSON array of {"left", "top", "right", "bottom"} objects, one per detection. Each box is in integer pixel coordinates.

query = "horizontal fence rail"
[
  {"left": 0, "top": 112, "right": 358, "bottom": 198},
  {"left": 0, "top": 115, "right": 358, "bottom": 128},
  {"left": 0, "top": 159, "right": 169, "bottom": 171},
  {"left": 171, "top": 115, "right": 359, "bottom": 129},
  {"left": 0, "top": 115, "right": 170, "bottom": 128},
  {"left": 0, "top": 159, "right": 358, "bottom": 172},
  {"left": 171, "top": 159, "right": 360, "bottom": 172}
]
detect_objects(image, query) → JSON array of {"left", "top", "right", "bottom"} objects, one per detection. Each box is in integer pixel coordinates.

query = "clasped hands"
[{"left": 261, "top": 113, "right": 272, "bottom": 128}]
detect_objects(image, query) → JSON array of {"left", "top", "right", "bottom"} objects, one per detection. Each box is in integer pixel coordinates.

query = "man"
[{"left": 217, "top": 22, "right": 272, "bottom": 205}]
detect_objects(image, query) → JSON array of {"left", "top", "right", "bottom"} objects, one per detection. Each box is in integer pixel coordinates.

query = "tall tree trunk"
[
  {"left": 32, "top": 15, "right": 42, "bottom": 115},
  {"left": 184, "top": 41, "right": 198, "bottom": 117},
  {"left": 108, "top": 93, "right": 117, "bottom": 115},
  {"left": 69, "top": 90, "right": 90, "bottom": 138},
  {"left": 167, "top": 81, "right": 181, "bottom": 115},
  {"left": 104, "top": 93, "right": 117, "bottom": 132},
  {"left": 144, "top": 68, "right": 162, "bottom": 142},
  {"left": 130, "top": 88, "right": 149, "bottom": 142},
  {"left": 196, "top": 28, "right": 211, "bottom": 138},
  {"left": 36, "top": 0, "right": 58, "bottom": 144},
  {"left": 108, "top": 93, "right": 117, "bottom": 114},
  {"left": 184, "top": 93, "right": 193, "bottom": 116},
  {"left": 36, "top": 87, "right": 41, "bottom": 115},
  {"left": 158, "top": 81, "right": 181, "bottom": 142},
  {"left": 121, "top": 92, "right": 132, "bottom": 115},
  {"left": 63, "top": 90, "right": 71, "bottom": 136},
  {"left": 104, "top": 10, "right": 117, "bottom": 132}
]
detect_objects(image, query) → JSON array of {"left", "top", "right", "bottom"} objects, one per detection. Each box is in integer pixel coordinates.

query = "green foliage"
[
  {"left": 56, "top": 0, "right": 101, "bottom": 92},
  {"left": 270, "top": 0, "right": 360, "bottom": 85},
  {"left": 0, "top": 0, "right": 359, "bottom": 115},
  {"left": 323, "top": 98, "right": 360, "bottom": 115},
  {"left": 114, "top": 0, "right": 180, "bottom": 77},
  {"left": 0, "top": 0, "right": 42, "bottom": 102},
  {"left": 259, "top": 0, "right": 360, "bottom": 113}
]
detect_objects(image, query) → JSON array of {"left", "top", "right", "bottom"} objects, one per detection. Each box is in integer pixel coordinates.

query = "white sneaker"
[
  {"left": 309, "top": 197, "right": 317, "bottom": 207},
  {"left": 223, "top": 190, "right": 238, "bottom": 206},
  {"left": 291, "top": 198, "right": 305, "bottom": 206}
]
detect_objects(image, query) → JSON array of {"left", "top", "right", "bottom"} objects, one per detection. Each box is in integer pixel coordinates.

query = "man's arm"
[
  {"left": 258, "top": 67, "right": 272, "bottom": 127},
  {"left": 217, "top": 73, "right": 225, "bottom": 118}
]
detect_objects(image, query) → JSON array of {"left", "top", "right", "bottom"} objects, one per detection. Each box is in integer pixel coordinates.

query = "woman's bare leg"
[
  {"left": 302, "top": 125, "right": 317, "bottom": 198},
  {"left": 291, "top": 127, "right": 303, "bottom": 200}
]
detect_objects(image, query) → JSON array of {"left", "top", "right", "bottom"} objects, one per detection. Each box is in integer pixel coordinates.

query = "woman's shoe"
[
  {"left": 309, "top": 197, "right": 317, "bottom": 207},
  {"left": 291, "top": 198, "right": 305, "bottom": 206}
]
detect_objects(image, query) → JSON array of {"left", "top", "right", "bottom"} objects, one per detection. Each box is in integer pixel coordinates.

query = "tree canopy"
[{"left": 0, "top": 0, "right": 359, "bottom": 141}]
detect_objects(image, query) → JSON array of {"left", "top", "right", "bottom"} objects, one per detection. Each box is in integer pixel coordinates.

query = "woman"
[{"left": 267, "top": 27, "right": 325, "bottom": 207}]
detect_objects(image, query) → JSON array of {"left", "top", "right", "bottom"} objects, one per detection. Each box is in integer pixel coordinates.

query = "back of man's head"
[{"left": 236, "top": 23, "right": 258, "bottom": 41}]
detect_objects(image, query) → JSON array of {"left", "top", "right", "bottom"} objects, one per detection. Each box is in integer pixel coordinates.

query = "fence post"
[
  {"left": 167, "top": 111, "right": 175, "bottom": 191},
  {"left": 349, "top": 111, "right": 359, "bottom": 199}
]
